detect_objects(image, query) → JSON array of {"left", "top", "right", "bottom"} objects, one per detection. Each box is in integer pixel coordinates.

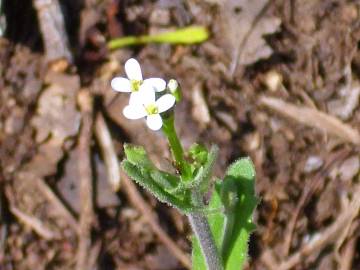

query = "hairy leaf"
[
  {"left": 122, "top": 161, "right": 196, "bottom": 213},
  {"left": 188, "top": 143, "right": 209, "bottom": 166},
  {"left": 169, "top": 145, "right": 218, "bottom": 195},
  {"left": 192, "top": 157, "right": 258, "bottom": 270},
  {"left": 222, "top": 157, "right": 258, "bottom": 270},
  {"left": 124, "top": 144, "right": 154, "bottom": 169}
]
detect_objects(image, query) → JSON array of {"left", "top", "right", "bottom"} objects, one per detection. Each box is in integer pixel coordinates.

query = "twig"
[
  {"left": 33, "top": 0, "right": 72, "bottom": 63},
  {"left": 282, "top": 149, "right": 350, "bottom": 256},
  {"left": 10, "top": 206, "right": 58, "bottom": 240},
  {"left": 94, "top": 113, "right": 121, "bottom": 191},
  {"left": 338, "top": 235, "right": 357, "bottom": 270},
  {"left": 35, "top": 177, "right": 79, "bottom": 233},
  {"left": 275, "top": 184, "right": 360, "bottom": 270},
  {"left": 120, "top": 170, "right": 191, "bottom": 269},
  {"left": 87, "top": 240, "right": 102, "bottom": 270},
  {"left": 76, "top": 90, "right": 94, "bottom": 270},
  {"left": 259, "top": 96, "right": 360, "bottom": 145}
]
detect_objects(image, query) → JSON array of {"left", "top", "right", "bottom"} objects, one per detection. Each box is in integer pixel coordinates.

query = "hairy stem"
[{"left": 188, "top": 211, "right": 223, "bottom": 270}]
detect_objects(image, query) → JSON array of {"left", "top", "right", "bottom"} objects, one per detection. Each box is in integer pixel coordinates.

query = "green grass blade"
[{"left": 108, "top": 26, "right": 209, "bottom": 50}]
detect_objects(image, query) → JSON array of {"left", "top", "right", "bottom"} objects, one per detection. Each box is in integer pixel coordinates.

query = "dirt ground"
[{"left": 1, "top": 0, "right": 360, "bottom": 269}]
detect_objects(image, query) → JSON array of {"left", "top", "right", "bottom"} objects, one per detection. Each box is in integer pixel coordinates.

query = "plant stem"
[
  {"left": 188, "top": 191, "right": 223, "bottom": 270},
  {"left": 162, "top": 116, "right": 191, "bottom": 180},
  {"left": 163, "top": 116, "right": 223, "bottom": 269}
]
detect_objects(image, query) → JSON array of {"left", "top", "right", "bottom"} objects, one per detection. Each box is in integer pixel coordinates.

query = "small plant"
[{"left": 111, "top": 58, "right": 258, "bottom": 270}]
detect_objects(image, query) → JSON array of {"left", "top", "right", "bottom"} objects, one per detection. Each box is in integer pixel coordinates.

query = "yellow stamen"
[
  {"left": 130, "top": 79, "right": 142, "bottom": 92},
  {"left": 145, "top": 103, "right": 158, "bottom": 115}
]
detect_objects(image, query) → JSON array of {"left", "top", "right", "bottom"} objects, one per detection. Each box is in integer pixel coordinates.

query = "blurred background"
[{"left": 0, "top": 0, "right": 360, "bottom": 269}]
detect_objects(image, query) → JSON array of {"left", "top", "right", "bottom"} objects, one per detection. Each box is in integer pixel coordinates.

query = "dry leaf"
[
  {"left": 28, "top": 72, "right": 81, "bottom": 178},
  {"left": 219, "top": 0, "right": 281, "bottom": 73},
  {"left": 32, "top": 72, "right": 81, "bottom": 145}
]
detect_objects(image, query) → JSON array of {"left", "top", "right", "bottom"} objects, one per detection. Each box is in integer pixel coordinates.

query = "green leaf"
[
  {"left": 122, "top": 161, "right": 196, "bottom": 212},
  {"left": 124, "top": 144, "right": 154, "bottom": 169},
  {"left": 192, "top": 157, "right": 258, "bottom": 270},
  {"left": 150, "top": 169, "right": 180, "bottom": 190},
  {"left": 124, "top": 144, "right": 181, "bottom": 190},
  {"left": 108, "top": 26, "right": 209, "bottom": 50},
  {"left": 188, "top": 143, "right": 209, "bottom": 165},
  {"left": 221, "top": 158, "right": 258, "bottom": 270},
  {"left": 168, "top": 145, "right": 218, "bottom": 195},
  {"left": 197, "top": 145, "right": 218, "bottom": 194}
]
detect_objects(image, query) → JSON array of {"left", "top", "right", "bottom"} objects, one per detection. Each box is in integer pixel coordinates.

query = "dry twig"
[
  {"left": 271, "top": 183, "right": 360, "bottom": 270},
  {"left": 120, "top": 170, "right": 191, "bottom": 269},
  {"left": 94, "top": 113, "right": 121, "bottom": 191},
  {"left": 10, "top": 206, "right": 58, "bottom": 240},
  {"left": 338, "top": 235, "right": 357, "bottom": 270},
  {"left": 259, "top": 96, "right": 360, "bottom": 145},
  {"left": 76, "top": 90, "right": 94, "bottom": 270},
  {"left": 282, "top": 149, "right": 350, "bottom": 256},
  {"left": 35, "top": 177, "right": 79, "bottom": 233}
]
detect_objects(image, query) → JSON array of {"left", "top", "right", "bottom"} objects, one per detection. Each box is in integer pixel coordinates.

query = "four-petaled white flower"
[
  {"left": 111, "top": 58, "right": 166, "bottom": 104},
  {"left": 123, "top": 84, "right": 175, "bottom": 130}
]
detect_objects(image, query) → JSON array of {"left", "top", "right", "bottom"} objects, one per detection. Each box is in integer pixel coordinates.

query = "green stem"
[
  {"left": 162, "top": 116, "right": 192, "bottom": 180},
  {"left": 162, "top": 116, "right": 223, "bottom": 269}
]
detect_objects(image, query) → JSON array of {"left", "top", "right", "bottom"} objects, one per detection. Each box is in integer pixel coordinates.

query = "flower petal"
[
  {"left": 129, "top": 91, "right": 142, "bottom": 105},
  {"left": 143, "top": 78, "right": 166, "bottom": 92},
  {"left": 125, "top": 58, "right": 143, "bottom": 81},
  {"left": 111, "top": 77, "right": 131, "bottom": 92},
  {"left": 146, "top": 114, "right": 163, "bottom": 130},
  {"left": 156, "top": 94, "right": 176, "bottom": 113},
  {"left": 138, "top": 84, "right": 156, "bottom": 105},
  {"left": 123, "top": 104, "right": 147, "bottom": 119}
]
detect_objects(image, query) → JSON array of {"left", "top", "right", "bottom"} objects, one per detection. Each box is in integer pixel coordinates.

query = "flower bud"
[{"left": 167, "top": 79, "right": 182, "bottom": 102}]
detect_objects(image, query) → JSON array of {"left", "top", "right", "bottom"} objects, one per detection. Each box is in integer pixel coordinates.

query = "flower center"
[
  {"left": 130, "top": 79, "right": 142, "bottom": 92},
  {"left": 145, "top": 103, "right": 158, "bottom": 115}
]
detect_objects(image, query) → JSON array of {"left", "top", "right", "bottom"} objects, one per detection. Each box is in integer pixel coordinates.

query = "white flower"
[
  {"left": 111, "top": 58, "right": 166, "bottom": 104},
  {"left": 123, "top": 85, "right": 176, "bottom": 131}
]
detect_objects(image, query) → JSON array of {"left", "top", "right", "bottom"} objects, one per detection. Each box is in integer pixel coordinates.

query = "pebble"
[{"left": 304, "top": 156, "right": 323, "bottom": 173}]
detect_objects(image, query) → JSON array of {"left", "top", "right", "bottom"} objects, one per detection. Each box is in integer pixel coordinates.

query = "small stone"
[
  {"left": 150, "top": 8, "right": 171, "bottom": 26},
  {"left": 304, "top": 156, "right": 323, "bottom": 173},
  {"left": 215, "top": 111, "right": 237, "bottom": 132},
  {"left": 264, "top": 70, "right": 283, "bottom": 92}
]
